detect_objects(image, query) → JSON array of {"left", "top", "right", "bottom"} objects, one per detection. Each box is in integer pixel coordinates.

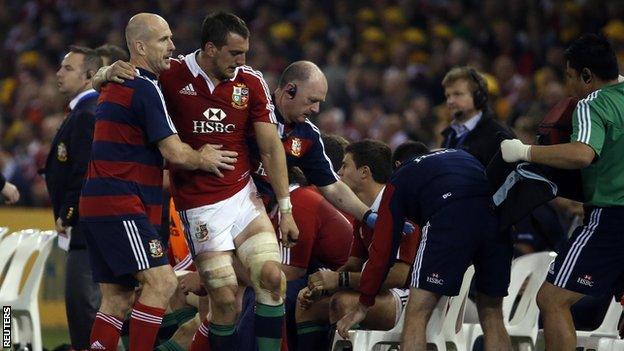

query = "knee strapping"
[
  {"left": 200, "top": 255, "right": 237, "bottom": 290},
  {"left": 237, "top": 232, "right": 285, "bottom": 305}
]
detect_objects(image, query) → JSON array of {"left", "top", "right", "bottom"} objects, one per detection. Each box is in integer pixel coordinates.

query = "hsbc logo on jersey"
[
  {"left": 193, "top": 108, "right": 235, "bottom": 134},
  {"left": 204, "top": 108, "right": 226, "bottom": 121}
]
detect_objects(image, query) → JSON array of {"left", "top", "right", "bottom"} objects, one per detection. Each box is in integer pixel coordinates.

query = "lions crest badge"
[
  {"left": 232, "top": 83, "right": 249, "bottom": 109},
  {"left": 194, "top": 223, "right": 209, "bottom": 242},
  {"left": 290, "top": 138, "right": 302, "bottom": 157},
  {"left": 57, "top": 142, "right": 68, "bottom": 162},
  {"left": 148, "top": 239, "right": 164, "bottom": 258}
]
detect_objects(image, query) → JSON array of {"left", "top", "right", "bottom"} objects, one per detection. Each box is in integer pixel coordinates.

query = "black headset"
[
  {"left": 287, "top": 84, "right": 297, "bottom": 98},
  {"left": 468, "top": 68, "right": 488, "bottom": 110}
]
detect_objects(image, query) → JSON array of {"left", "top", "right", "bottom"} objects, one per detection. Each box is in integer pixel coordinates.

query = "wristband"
[
  {"left": 338, "top": 271, "right": 350, "bottom": 289},
  {"left": 278, "top": 197, "right": 292, "bottom": 214}
]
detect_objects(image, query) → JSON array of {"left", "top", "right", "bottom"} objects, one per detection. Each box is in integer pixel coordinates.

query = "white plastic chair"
[
  {"left": 0, "top": 229, "right": 40, "bottom": 277},
  {"left": 0, "top": 226, "right": 9, "bottom": 239},
  {"left": 0, "top": 230, "right": 57, "bottom": 351},
  {"left": 603, "top": 339, "right": 624, "bottom": 351},
  {"left": 465, "top": 251, "right": 556, "bottom": 351},
  {"left": 576, "top": 296, "right": 623, "bottom": 351},
  {"left": 331, "top": 265, "right": 475, "bottom": 351}
]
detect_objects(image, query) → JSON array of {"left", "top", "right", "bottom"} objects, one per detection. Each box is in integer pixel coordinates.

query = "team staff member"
[
  {"left": 82, "top": 13, "right": 236, "bottom": 351},
  {"left": 337, "top": 146, "right": 512, "bottom": 351},
  {"left": 440, "top": 67, "right": 513, "bottom": 166},
  {"left": 501, "top": 33, "right": 624, "bottom": 351},
  {"left": 43, "top": 45, "right": 103, "bottom": 350},
  {"left": 93, "top": 13, "right": 297, "bottom": 351},
  {"left": 249, "top": 61, "right": 371, "bottom": 223}
]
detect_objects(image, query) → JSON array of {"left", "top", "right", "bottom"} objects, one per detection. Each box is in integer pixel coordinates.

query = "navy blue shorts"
[
  {"left": 411, "top": 197, "right": 512, "bottom": 297},
  {"left": 547, "top": 206, "right": 624, "bottom": 297},
  {"left": 82, "top": 218, "right": 169, "bottom": 287}
]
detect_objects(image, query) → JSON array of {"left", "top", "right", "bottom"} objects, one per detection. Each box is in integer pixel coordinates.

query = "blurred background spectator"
[{"left": 1, "top": 0, "right": 623, "bottom": 208}]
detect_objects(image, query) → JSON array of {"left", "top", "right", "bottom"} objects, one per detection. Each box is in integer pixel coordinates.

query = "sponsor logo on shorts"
[
  {"left": 426, "top": 272, "right": 444, "bottom": 286},
  {"left": 577, "top": 274, "right": 594, "bottom": 287},
  {"left": 195, "top": 223, "right": 209, "bottom": 242},
  {"left": 442, "top": 192, "right": 452, "bottom": 199},
  {"left": 148, "top": 239, "right": 164, "bottom": 258}
]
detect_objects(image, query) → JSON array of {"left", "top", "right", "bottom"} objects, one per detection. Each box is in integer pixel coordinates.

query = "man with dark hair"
[
  {"left": 160, "top": 11, "right": 296, "bottom": 351},
  {"left": 321, "top": 134, "right": 349, "bottom": 172},
  {"left": 200, "top": 11, "right": 250, "bottom": 49},
  {"left": 42, "top": 45, "right": 103, "bottom": 350},
  {"left": 391, "top": 140, "right": 430, "bottom": 169},
  {"left": 441, "top": 66, "right": 514, "bottom": 166},
  {"left": 296, "top": 139, "right": 420, "bottom": 351},
  {"left": 95, "top": 44, "right": 129, "bottom": 66},
  {"left": 337, "top": 146, "right": 512, "bottom": 351},
  {"left": 501, "top": 33, "right": 624, "bottom": 351}
]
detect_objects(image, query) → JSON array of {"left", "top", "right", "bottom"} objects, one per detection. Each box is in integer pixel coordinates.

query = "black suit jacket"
[
  {"left": 440, "top": 111, "right": 515, "bottom": 167},
  {"left": 44, "top": 91, "right": 97, "bottom": 249}
]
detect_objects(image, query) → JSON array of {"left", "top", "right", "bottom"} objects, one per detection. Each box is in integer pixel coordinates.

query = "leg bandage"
[
  {"left": 200, "top": 255, "right": 238, "bottom": 290},
  {"left": 237, "top": 232, "right": 285, "bottom": 305}
]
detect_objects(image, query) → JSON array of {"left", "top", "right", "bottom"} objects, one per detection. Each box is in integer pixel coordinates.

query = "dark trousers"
[{"left": 65, "top": 248, "right": 102, "bottom": 349}]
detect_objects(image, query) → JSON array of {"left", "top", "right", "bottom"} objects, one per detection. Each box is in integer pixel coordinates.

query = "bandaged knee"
[
  {"left": 200, "top": 255, "right": 237, "bottom": 290},
  {"left": 237, "top": 232, "right": 285, "bottom": 305}
]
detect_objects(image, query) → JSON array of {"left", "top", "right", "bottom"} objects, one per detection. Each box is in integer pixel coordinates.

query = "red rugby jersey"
[{"left": 159, "top": 52, "right": 276, "bottom": 210}]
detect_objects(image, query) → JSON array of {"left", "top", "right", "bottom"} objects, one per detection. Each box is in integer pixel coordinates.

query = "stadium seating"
[
  {"left": 464, "top": 251, "right": 556, "bottom": 351},
  {"left": 576, "top": 296, "right": 623, "bottom": 351},
  {"left": 331, "top": 265, "right": 475, "bottom": 351},
  {"left": 0, "top": 230, "right": 57, "bottom": 351}
]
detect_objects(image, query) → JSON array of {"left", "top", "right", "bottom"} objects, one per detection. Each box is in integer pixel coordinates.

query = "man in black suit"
[
  {"left": 44, "top": 45, "right": 103, "bottom": 350},
  {"left": 440, "top": 67, "right": 513, "bottom": 166}
]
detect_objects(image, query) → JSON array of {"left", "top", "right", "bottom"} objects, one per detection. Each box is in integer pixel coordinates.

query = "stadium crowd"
[
  {"left": 1, "top": 2, "right": 624, "bottom": 351},
  {"left": 1, "top": 0, "right": 624, "bottom": 206}
]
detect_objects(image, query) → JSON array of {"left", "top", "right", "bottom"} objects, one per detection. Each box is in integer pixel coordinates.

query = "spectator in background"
[{"left": 43, "top": 45, "right": 103, "bottom": 350}]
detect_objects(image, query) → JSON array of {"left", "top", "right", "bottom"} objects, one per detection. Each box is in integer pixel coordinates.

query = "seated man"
[
  {"left": 337, "top": 143, "right": 513, "bottom": 351},
  {"left": 296, "top": 139, "right": 421, "bottom": 351}
]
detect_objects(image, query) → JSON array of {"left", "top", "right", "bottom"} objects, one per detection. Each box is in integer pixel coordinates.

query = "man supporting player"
[
  {"left": 296, "top": 140, "right": 420, "bottom": 351},
  {"left": 250, "top": 61, "right": 375, "bottom": 225},
  {"left": 81, "top": 13, "right": 236, "bottom": 351},
  {"left": 337, "top": 145, "right": 512, "bottom": 351},
  {"left": 93, "top": 12, "right": 298, "bottom": 351}
]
